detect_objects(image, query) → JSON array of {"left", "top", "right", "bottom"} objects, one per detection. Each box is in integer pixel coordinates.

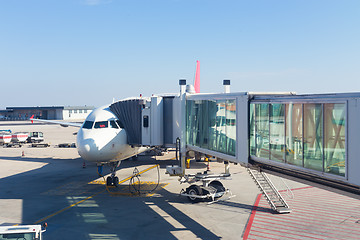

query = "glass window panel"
[
  {"left": 110, "top": 120, "right": 119, "bottom": 128},
  {"left": 255, "top": 104, "right": 269, "bottom": 159},
  {"left": 208, "top": 100, "right": 218, "bottom": 151},
  {"left": 186, "top": 100, "right": 197, "bottom": 146},
  {"left": 270, "top": 104, "right": 285, "bottom": 162},
  {"left": 94, "top": 121, "right": 108, "bottom": 129},
  {"left": 187, "top": 99, "right": 236, "bottom": 157},
  {"left": 186, "top": 100, "right": 193, "bottom": 145},
  {"left": 226, "top": 100, "right": 236, "bottom": 156},
  {"left": 304, "top": 103, "right": 323, "bottom": 172},
  {"left": 82, "top": 121, "right": 94, "bottom": 129},
  {"left": 285, "top": 103, "right": 303, "bottom": 167},
  {"left": 194, "top": 101, "right": 202, "bottom": 147},
  {"left": 216, "top": 100, "right": 227, "bottom": 154},
  {"left": 200, "top": 101, "right": 209, "bottom": 149},
  {"left": 324, "top": 103, "right": 346, "bottom": 176},
  {"left": 193, "top": 100, "right": 202, "bottom": 147},
  {"left": 250, "top": 104, "right": 256, "bottom": 156}
]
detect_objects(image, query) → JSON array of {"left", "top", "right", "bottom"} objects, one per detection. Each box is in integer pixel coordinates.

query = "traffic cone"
[
  {"left": 22, "top": 151, "right": 25, "bottom": 157},
  {"left": 82, "top": 160, "right": 86, "bottom": 168},
  {"left": 207, "top": 161, "right": 210, "bottom": 171}
]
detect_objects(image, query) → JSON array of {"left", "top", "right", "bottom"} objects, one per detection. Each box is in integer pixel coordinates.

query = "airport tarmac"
[{"left": 1, "top": 122, "right": 360, "bottom": 239}]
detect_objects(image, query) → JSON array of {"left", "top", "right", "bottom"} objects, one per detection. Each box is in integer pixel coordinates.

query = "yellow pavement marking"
[
  {"left": 146, "top": 183, "right": 169, "bottom": 197},
  {"left": 89, "top": 164, "right": 159, "bottom": 185},
  {"left": 34, "top": 164, "right": 159, "bottom": 224}
]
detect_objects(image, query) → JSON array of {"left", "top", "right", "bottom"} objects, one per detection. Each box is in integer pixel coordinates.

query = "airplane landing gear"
[
  {"left": 106, "top": 176, "right": 119, "bottom": 187},
  {"left": 106, "top": 161, "right": 121, "bottom": 187}
]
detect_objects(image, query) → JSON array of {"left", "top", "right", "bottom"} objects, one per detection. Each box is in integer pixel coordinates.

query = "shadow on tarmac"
[{"left": 0, "top": 155, "right": 253, "bottom": 239}]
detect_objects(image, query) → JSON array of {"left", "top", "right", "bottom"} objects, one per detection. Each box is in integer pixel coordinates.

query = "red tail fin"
[
  {"left": 30, "top": 115, "right": 34, "bottom": 124},
  {"left": 194, "top": 60, "right": 200, "bottom": 93}
]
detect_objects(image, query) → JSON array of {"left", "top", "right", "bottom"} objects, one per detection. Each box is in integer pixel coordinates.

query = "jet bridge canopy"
[{"left": 110, "top": 99, "right": 143, "bottom": 145}]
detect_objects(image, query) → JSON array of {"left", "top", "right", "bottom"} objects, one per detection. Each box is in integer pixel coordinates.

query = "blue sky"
[{"left": 1, "top": 0, "right": 359, "bottom": 108}]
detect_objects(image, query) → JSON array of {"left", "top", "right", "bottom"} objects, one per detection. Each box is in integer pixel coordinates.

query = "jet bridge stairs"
[{"left": 247, "top": 168, "right": 292, "bottom": 214}]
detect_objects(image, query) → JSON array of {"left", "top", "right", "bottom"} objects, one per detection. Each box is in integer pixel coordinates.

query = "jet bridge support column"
[
  {"left": 179, "top": 79, "right": 187, "bottom": 176},
  {"left": 165, "top": 79, "right": 187, "bottom": 177}
]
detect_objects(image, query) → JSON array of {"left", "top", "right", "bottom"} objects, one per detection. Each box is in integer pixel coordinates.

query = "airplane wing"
[{"left": 29, "top": 115, "right": 83, "bottom": 128}]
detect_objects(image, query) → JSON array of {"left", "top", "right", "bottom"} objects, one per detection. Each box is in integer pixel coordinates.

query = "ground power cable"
[
  {"left": 129, "top": 164, "right": 161, "bottom": 195},
  {"left": 97, "top": 164, "right": 161, "bottom": 195}
]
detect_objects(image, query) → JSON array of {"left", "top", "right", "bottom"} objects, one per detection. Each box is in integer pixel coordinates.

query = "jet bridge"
[
  {"left": 110, "top": 80, "right": 360, "bottom": 207},
  {"left": 109, "top": 95, "right": 179, "bottom": 148}
]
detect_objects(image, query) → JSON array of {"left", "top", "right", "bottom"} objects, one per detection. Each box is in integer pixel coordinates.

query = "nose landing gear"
[
  {"left": 97, "top": 161, "right": 121, "bottom": 187},
  {"left": 106, "top": 175, "right": 119, "bottom": 187}
]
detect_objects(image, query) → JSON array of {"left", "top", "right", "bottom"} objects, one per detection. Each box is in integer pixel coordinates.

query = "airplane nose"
[
  {"left": 78, "top": 141, "right": 99, "bottom": 161},
  {"left": 77, "top": 130, "right": 99, "bottom": 161},
  {"left": 83, "top": 144, "right": 91, "bottom": 152},
  {"left": 76, "top": 127, "right": 121, "bottom": 162}
]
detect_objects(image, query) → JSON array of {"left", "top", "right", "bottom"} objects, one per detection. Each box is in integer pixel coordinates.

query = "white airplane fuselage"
[{"left": 76, "top": 105, "right": 146, "bottom": 163}]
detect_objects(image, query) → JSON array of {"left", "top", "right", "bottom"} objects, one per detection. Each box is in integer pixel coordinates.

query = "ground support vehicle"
[
  {"left": 178, "top": 171, "right": 235, "bottom": 204},
  {"left": 0, "top": 224, "right": 46, "bottom": 240},
  {"left": 27, "top": 132, "right": 44, "bottom": 143},
  {"left": 31, "top": 143, "right": 50, "bottom": 148}
]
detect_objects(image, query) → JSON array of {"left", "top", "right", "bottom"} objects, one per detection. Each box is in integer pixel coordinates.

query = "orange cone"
[{"left": 82, "top": 160, "right": 86, "bottom": 168}]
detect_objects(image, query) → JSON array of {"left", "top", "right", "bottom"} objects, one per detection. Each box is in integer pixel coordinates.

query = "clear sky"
[{"left": 1, "top": 0, "right": 359, "bottom": 108}]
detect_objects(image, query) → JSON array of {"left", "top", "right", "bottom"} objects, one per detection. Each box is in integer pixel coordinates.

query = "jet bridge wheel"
[
  {"left": 209, "top": 180, "right": 225, "bottom": 199},
  {"left": 186, "top": 185, "right": 203, "bottom": 203}
]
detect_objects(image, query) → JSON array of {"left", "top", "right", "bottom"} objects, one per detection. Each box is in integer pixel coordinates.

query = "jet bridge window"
[
  {"left": 83, "top": 121, "right": 94, "bottom": 129},
  {"left": 143, "top": 115, "right": 149, "bottom": 128},
  {"left": 94, "top": 121, "right": 108, "bottom": 129},
  {"left": 110, "top": 120, "right": 119, "bottom": 129}
]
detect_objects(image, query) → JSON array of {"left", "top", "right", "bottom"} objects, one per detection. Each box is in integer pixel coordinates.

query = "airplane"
[
  {"left": 30, "top": 61, "right": 200, "bottom": 187},
  {"left": 31, "top": 105, "right": 148, "bottom": 187}
]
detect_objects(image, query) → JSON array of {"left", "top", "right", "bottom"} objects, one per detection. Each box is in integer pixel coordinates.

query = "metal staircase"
[{"left": 248, "top": 168, "right": 292, "bottom": 214}]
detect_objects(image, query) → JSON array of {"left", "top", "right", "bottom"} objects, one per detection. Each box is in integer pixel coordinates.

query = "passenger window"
[
  {"left": 110, "top": 120, "right": 119, "bottom": 129},
  {"left": 83, "top": 121, "right": 94, "bottom": 129},
  {"left": 94, "top": 121, "right": 108, "bottom": 129}
]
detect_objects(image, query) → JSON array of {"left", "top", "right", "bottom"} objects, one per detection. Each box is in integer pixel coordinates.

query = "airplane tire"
[
  {"left": 186, "top": 185, "right": 203, "bottom": 203},
  {"left": 106, "top": 176, "right": 113, "bottom": 186},
  {"left": 113, "top": 176, "right": 119, "bottom": 187}
]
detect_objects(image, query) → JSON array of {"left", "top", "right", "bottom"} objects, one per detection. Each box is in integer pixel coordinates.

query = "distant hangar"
[{"left": 0, "top": 106, "right": 95, "bottom": 121}]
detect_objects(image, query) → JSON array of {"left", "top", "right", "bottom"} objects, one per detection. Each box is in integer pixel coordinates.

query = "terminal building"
[
  {"left": 0, "top": 106, "right": 94, "bottom": 121},
  {"left": 110, "top": 80, "right": 360, "bottom": 192}
]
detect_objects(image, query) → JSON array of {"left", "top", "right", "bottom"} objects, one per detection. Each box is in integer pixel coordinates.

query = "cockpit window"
[
  {"left": 83, "top": 121, "right": 94, "bottom": 129},
  {"left": 110, "top": 120, "right": 119, "bottom": 129},
  {"left": 94, "top": 121, "right": 108, "bottom": 129}
]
